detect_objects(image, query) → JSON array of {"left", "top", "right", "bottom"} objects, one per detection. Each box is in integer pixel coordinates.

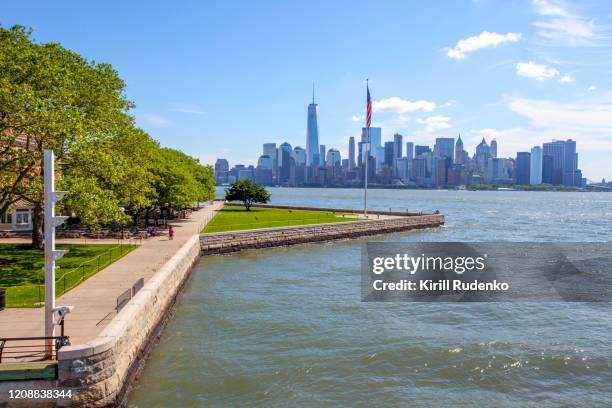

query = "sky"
[{"left": 3, "top": 0, "right": 612, "bottom": 181}]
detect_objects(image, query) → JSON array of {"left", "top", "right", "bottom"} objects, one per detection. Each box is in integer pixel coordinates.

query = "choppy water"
[{"left": 129, "top": 189, "right": 612, "bottom": 407}]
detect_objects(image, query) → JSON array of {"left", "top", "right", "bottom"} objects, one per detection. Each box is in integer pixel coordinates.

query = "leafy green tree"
[
  {"left": 148, "top": 148, "right": 215, "bottom": 218},
  {"left": 225, "top": 180, "right": 270, "bottom": 211},
  {"left": 0, "top": 25, "right": 133, "bottom": 247}
]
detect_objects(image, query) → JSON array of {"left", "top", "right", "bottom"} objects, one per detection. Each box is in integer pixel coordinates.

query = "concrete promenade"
[{"left": 0, "top": 202, "right": 223, "bottom": 346}]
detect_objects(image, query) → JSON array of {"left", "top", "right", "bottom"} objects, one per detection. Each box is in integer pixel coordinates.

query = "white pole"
[
  {"left": 364, "top": 130, "right": 369, "bottom": 216},
  {"left": 44, "top": 149, "right": 68, "bottom": 358},
  {"left": 44, "top": 149, "right": 55, "bottom": 357}
]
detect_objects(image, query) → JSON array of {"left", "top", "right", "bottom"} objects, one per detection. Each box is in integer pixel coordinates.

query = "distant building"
[
  {"left": 405, "top": 142, "right": 414, "bottom": 161},
  {"left": 293, "top": 146, "right": 307, "bottom": 166},
  {"left": 361, "top": 127, "right": 381, "bottom": 148},
  {"left": 542, "top": 155, "right": 554, "bottom": 184},
  {"left": 454, "top": 134, "right": 464, "bottom": 164},
  {"left": 542, "top": 139, "right": 580, "bottom": 186},
  {"left": 326, "top": 149, "right": 341, "bottom": 167},
  {"left": 278, "top": 142, "right": 293, "bottom": 184},
  {"left": 434, "top": 137, "right": 454, "bottom": 164},
  {"left": 515, "top": 152, "right": 531, "bottom": 185},
  {"left": 306, "top": 90, "right": 319, "bottom": 166},
  {"left": 485, "top": 158, "right": 512, "bottom": 184},
  {"left": 475, "top": 138, "right": 491, "bottom": 174},
  {"left": 395, "top": 158, "right": 410, "bottom": 179},
  {"left": 393, "top": 133, "right": 403, "bottom": 159},
  {"left": 490, "top": 139, "right": 498, "bottom": 158},
  {"left": 415, "top": 145, "right": 431, "bottom": 157},
  {"left": 214, "top": 158, "right": 230, "bottom": 185},
  {"left": 530, "top": 146, "right": 542, "bottom": 185},
  {"left": 348, "top": 136, "right": 356, "bottom": 170},
  {"left": 256, "top": 155, "right": 274, "bottom": 185},
  {"left": 319, "top": 145, "right": 326, "bottom": 167},
  {"left": 375, "top": 146, "right": 386, "bottom": 173},
  {"left": 384, "top": 141, "right": 394, "bottom": 166}
]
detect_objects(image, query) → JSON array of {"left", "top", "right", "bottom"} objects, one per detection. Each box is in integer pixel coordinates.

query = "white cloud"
[
  {"left": 446, "top": 31, "right": 521, "bottom": 59},
  {"left": 373, "top": 97, "right": 436, "bottom": 113},
  {"left": 588, "top": 85, "right": 597, "bottom": 91},
  {"left": 558, "top": 73, "right": 575, "bottom": 83},
  {"left": 169, "top": 103, "right": 206, "bottom": 115},
  {"left": 141, "top": 113, "right": 172, "bottom": 126},
  {"left": 351, "top": 115, "right": 364, "bottom": 122},
  {"left": 515, "top": 61, "right": 560, "bottom": 80},
  {"left": 507, "top": 96, "right": 612, "bottom": 134},
  {"left": 416, "top": 115, "right": 452, "bottom": 133},
  {"left": 532, "top": 0, "right": 600, "bottom": 46}
]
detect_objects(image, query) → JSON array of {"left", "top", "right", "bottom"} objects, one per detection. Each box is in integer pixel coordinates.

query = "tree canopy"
[
  {"left": 0, "top": 25, "right": 214, "bottom": 247},
  {"left": 225, "top": 180, "right": 271, "bottom": 211}
]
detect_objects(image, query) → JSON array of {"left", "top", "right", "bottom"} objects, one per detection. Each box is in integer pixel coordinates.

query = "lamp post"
[{"left": 44, "top": 149, "right": 70, "bottom": 358}]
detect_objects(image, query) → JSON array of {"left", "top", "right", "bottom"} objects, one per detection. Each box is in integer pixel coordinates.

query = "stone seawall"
[
  {"left": 200, "top": 214, "right": 444, "bottom": 255},
  {"left": 224, "top": 201, "right": 434, "bottom": 217},
  {"left": 0, "top": 235, "right": 201, "bottom": 408}
]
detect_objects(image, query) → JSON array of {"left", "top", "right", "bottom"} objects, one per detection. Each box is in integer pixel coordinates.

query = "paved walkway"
[{"left": 0, "top": 202, "right": 223, "bottom": 346}]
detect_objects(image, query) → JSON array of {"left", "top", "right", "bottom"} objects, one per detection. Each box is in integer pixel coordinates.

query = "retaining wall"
[
  {"left": 200, "top": 214, "right": 444, "bottom": 255},
  {"left": 0, "top": 235, "right": 201, "bottom": 408}
]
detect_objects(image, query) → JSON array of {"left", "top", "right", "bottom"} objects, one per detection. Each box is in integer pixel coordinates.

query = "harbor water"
[{"left": 128, "top": 189, "right": 612, "bottom": 407}]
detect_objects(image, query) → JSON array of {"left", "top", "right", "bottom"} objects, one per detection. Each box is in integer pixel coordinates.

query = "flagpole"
[{"left": 364, "top": 79, "right": 369, "bottom": 217}]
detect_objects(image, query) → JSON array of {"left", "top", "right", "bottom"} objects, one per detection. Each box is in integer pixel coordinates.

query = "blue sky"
[{"left": 3, "top": 0, "right": 612, "bottom": 180}]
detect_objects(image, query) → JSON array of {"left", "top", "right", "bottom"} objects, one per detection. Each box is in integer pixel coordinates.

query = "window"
[
  {"left": 15, "top": 210, "right": 30, "bottom": 225},
  {"left": 0, "top": 213, "right": 11, "bottom": 224}
]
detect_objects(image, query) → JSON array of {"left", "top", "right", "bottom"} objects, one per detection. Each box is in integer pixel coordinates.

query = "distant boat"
[{"left": 497, "top": 187, "right": 516, "bottom": 191}]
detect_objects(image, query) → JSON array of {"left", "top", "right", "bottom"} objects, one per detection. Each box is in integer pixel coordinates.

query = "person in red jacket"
[{"left": 168, "top": 225, "right": 174, "bottom": 240}]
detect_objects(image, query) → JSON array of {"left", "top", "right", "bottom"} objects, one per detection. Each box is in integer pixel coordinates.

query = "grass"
[
  {"left": 0, "top": 243, "right": 137, "bottom": 307},
  {"left": 202, "top": 205, "right": 362, "bottom": 233}
]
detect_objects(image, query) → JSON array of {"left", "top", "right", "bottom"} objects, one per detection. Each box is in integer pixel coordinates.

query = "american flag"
[{"left": 366, "top": 83, "right": 372, "bottom": 129}]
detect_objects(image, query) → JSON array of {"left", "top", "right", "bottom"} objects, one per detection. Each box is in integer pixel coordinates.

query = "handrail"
[{"left": 0, "top": 336, "right": 70, "bottom": 363}]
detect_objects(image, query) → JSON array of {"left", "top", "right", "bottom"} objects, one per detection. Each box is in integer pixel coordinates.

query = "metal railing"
[
  {"left": 116, "top": 277, "right": 145, "bottom": 312},
  {"left": 0, "top": 336, "right": 70, "bottom": 363},
  {"left": 4, "top": 239, "right": 140, "bottom": 308}
]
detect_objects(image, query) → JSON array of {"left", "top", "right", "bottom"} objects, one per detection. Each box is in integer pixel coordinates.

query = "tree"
[
  {"left": 0, "top": 25, "right": 133, "bottom": 247},
  {"left": 225, "top": 180, "right": 270, "bottom": 211}
]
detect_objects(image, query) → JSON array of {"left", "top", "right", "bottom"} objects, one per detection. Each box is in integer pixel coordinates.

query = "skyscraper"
[
  {"left": 319, "top": 145, "right": 326, "bottom": 166},
  {"left": 434, "top": 137, "right": 455, "bottom": 164},
  {"left": 454, "top": 134, "right": 464, "bottom": 164},
  {"left": 415, "top": 145, "right": 431, "bottom": 156},
  {"left": 562, "top": 139, "right": 577, "bottom": 186},
  {"left": 491, "top": 139, "right": 498, "bottom": 158},
  {"left": 361, "top": 127, "right": 381, "bottom": 148},
  {"left": 515, "top": 152, "right": 531, "bottom": 185},
  {"left": 348, "top": 136, "right": 356, "bottom": 170},
  {"left": 543, "top": 140, "right": 565, "bottom": 185},
  {"left": 214, "top": 158, "right": 229, "bottom": 185},
  {"left": 405, "top": 142, "right": 414, "bottom": 161},
  {"left": 306, "top": 86, "right": 319, "bottom": 166},
  {"left": 326, "top": 149, "right": 341, "bottom": 167},
  {"left": 530, "top": 146, "right": 542, "bottom": 185},
  {"left": 384, "top": 141, "right": 394, "bottom": 166},
  {"left": 393, "top": 133, "right": 403, "bottom": 159}
]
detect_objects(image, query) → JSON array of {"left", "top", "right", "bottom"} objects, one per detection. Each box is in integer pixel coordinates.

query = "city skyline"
[
  {"left": 214, "top": 92, "right": 588, "bottom": 189},
  {"left": 4, "top": 0, "right": 612, "bottom": 180}
]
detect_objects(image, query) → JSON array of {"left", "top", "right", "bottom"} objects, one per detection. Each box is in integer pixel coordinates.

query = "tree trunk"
[
  {"left": 145, "top": 207, "right": 150, "bottom": 226},
  {"left": 31, "top": 203, "right": 44, "bottom": 249}
]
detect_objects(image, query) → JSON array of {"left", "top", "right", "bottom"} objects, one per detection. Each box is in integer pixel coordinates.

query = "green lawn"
[
  {"left": 202, "top": 205, "right": 362, "bottom": 233},
  {"left": 0, "top": 243, "right": 137, "bottom": 307}
]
